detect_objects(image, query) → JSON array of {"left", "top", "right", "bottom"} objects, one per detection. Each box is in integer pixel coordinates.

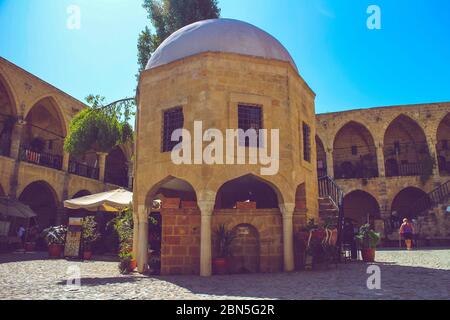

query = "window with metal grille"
[
  {"left": 302, "top": 122, "right": 311, "bottom": 162},
  {"left": 238, "top": 104, "right": 262, "bottom": 147},
  {"left": 162, "top": 107, "right": 184, "bottom": 152},
  {"left": 351, "top": 145, "right": 358, "bottom": 155}
]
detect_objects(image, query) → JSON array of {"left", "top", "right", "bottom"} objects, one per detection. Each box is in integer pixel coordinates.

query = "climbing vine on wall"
[{"left": 64, "top": 95, "right": 135, "bottom": 156}]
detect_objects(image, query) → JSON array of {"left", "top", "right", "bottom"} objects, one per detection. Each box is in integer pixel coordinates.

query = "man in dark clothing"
[{"left": 343, "top": 218, "right": 357, "bottom": 260}]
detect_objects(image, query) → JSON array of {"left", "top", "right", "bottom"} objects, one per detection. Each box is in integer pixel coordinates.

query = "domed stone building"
[{"left": 134, "top": 19, "right": 318, "bottom": 276}]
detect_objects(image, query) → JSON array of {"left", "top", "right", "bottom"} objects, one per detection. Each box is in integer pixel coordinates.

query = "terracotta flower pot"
[
  {"left": 311, "top": 229, "right": 326, "bottom": 241},
  {"left": 24, "top": 242, "right": 36, "bottom": 252},
  {"left": 212, "top": 258, "right": 228, "bottom": 275},
  {"left": 129, "top": 259, "right": 137, "bottom": 271},
  {"left": 361, "top": 248, "right": 376, "bottom": 262},
  {"left": 48, "top": 244, "right": 63, "bottom": 258},
  {"left": 83, "top": 251, "right": 93, "bottom": 260}
]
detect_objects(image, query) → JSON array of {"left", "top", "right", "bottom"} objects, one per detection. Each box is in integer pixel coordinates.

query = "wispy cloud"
[{"left": 314, "top": 0, "right": 336, "bottom": 19}]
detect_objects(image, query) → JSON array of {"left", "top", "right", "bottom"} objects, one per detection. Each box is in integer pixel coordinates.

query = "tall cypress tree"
[{"left": 137, "top": 0, "right": 221, "bottom": 73}]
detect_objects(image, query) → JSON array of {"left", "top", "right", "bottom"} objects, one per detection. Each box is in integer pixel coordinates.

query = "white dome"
[{"left": 146, "top": 18, "right": 298, "bottom": 71}]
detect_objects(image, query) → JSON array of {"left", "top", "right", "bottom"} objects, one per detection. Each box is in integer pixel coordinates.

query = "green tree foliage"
[
  {"left": 137, "top": 0, "right": 221, "bottom": 72},
  {"left": 64, "top": 95, "right": 134, "bottom": 156}
]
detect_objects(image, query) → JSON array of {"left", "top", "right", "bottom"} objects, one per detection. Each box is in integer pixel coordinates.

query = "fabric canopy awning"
[
  {"left": 0, "top": 197, "right": 37, "bottom": 218},
  {"left": 64, "top": 189, "right": 132, "bottom": 212}
]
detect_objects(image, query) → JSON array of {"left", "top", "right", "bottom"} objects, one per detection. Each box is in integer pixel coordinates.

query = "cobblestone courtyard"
[{"left": 0, "top": 249, "right": 449, "bottom": 300}]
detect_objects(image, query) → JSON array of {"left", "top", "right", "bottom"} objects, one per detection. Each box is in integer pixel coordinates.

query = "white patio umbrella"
[
  {"left": 0, "top": 197, "right": 37, "bottom": 218},
  {"left": 64, "top": 189, "right": 132, "bottom": 212}
]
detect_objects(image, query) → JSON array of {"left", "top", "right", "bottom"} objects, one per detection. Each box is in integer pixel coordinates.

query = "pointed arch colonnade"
[
  {"left": 135, "top": 174, "right": 309, "bottom": 276},
  {"left": 316, "top": 107, "right": 450, "bottom": 180}
]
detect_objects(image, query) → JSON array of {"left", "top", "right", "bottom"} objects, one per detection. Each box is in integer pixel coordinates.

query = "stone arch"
[
  {"left": 144, "top": 175, "right": 198, "bottom": 210},
  {"left": 333, "top": 121, "right": 378, "bottom": 179},
  {"left": 214, "top": 174, "right": 281, "bottom": 210},
  {"left": 316, "top": 135, "right": 327, "bottom": 177},
  {"left": 105, "top": 146, "right": 129, "bottom": 188},
  {"left": 0, "top": 73, "right": 17, "bottom": 157},
  {"left": 25, "top": 96, "right": 67, "bottom": 136},
  {"left": 295, "top": 183, "right": 307, "bottom": 210},
  {"left": 436, "top": 113, "right": 450, "bottom": 175},
  {"left": 0, "top": 71, "right": 17, "bottom": 116},
  {"left": 229, "top": 223, "right": 260, "bottom": 273},
  {"left": 22, "top": 97, "right": 67, "bottom": 168},
  {"left": 343, "top": 190, "right": 381, "bottom": 226},
  {"left": 383, "top": 114, "right": 430, "bottom": 177},
  {"left": 18, "top": 180, "right": 59, "bottom": 229},
  {"left": 144, "top": 175, "right": 200, "bottom": 275},
  {"left": 391, "top": 187, "right": 429, "bottom": 220}
]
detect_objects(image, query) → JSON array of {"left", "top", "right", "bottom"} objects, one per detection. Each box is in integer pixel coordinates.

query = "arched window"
[
  {"left": 215, "top": 175, "right": 279, "bottom": 209},
  {"left": 343, "top": 190, "right": 380, "bottom": 226},
  {"left": 436, "top": 113, "right": 450, "bottom": 176},
  {"left": 316, "top": 136, "right": 327, "bottom": 177},
  {"left": 333, "top": 122, "right": 378, "bottom": 179},
  {"left": 383, "top": 115, "right": 430, "bottom": 177},
  {"left": 20, "top": 98, "right": 66, "bottom": 170}
]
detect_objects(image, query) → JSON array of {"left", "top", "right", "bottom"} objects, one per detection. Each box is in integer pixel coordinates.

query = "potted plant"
[
  {"left": 24, "top": 225, "right": 39, "bottom": 252},
  {"left": 82, "top": 216, "right": 100, "bottom": 260},
  {"left": 41, "top": 225, "right": 67, "bottom": 258},
  {"left": 356, "top": 224, "right": 381, "bottom": 262},
  {"left": 118, "top": 247, "right": 133, "bottom": 274},
  {"left": 212, "top": 224, "right": 236, "bottom": 275},
  {"left": 113, "top": 209, "right": 136, "bottom": 272}
]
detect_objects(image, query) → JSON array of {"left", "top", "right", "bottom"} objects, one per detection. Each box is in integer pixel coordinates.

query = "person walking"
[{"left": 399, "top": 218, "right": 415, "bottom": 250}]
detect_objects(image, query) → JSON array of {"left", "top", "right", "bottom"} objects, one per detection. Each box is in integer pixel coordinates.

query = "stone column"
[
  {"left": 9, "top": 120, "right": 26, "bottom": 160},
  {"left": 375, "top": 143, "right": 385, "bottom": 177},
  {"left": 132, "top": 215, "right": 139, "bottom": 260},
  {"left": 127, "top": 160, "right": 134, "bottom": 190},
  {"left": 62, "top": 151, "right": 70, "bottom": 172},
  {"left": 97, "top": 152, "right": 108, "bottom": 182},
  {"left": 9, "top": 120, "right": 26, "bottom": 198},
  {"left": 137, "top": 205, "right": 148, "bottom": 273},
  {"left": 426, "top": 136, "right": 439, "bottom": 177},
  {"left": 325, "top": 149, "right": 334, "bottom": 178},
  {"left": 198, "top": 199, "right": 214, "bottom": 277},
  {"left": 280, "top": 203, "right": 295, "bottom": 272}
]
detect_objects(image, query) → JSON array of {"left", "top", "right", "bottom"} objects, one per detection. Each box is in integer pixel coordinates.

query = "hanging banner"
[{"left": 64, "top": 217, "right": 83, "bottom": 258}]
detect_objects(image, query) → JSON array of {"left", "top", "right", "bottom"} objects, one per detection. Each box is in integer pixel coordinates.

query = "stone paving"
[{"left": 0, "top": 249, "right": 449, "bottom": 300}]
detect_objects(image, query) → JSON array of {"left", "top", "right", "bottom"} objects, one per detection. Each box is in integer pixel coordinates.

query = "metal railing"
[
  {"left": 68, "top": 160, "right": 99, "bottom": 180},
  {"left": 318, "top": 176, "right": 345, "bottom": 259},
  {"left": 19, "top": 146, "right": 62, "bottom": 170},
  {"left": 385, "top": 162, "right": 425, "bottom": 177},
  {"left": 407, "top": 180, "right": 450, "bottom": 216},
  {"left": 317, "top": 168, "right": 327, "bottom": 178}
]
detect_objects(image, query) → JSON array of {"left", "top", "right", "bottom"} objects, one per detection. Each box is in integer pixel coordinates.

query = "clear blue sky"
[{"left": 1, "top": 0, "right": 449, "bottom": 113}]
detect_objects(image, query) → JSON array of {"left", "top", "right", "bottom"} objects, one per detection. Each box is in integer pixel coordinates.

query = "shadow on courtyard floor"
[
  {"left": 0, "top": 251, "right": 119, "bottom": 264},
  {"left": 150, "top": 262, "right": 450, "bottom": 299}
]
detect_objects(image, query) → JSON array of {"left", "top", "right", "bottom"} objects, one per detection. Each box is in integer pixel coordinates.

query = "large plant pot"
[
  {"left": 48, "top": 244, "right": 63, "bottom": 258},
  {"left": 212, "top": 258, "right": 228, "bottom": 275},
  {"left": 311, "top": 229, "right": 326, "bottom": 241},
  {"left": 83, "top": 251, "right": 93, "bottom": 260},
  {"left": 24, "top": 242, "right": 36, "bottom": 252},
  {"left": 361, "top": 248, "right": 376, "bottom": 262},
  {"left": 129, "top": 259, "right": 137, "bottom": 271}
]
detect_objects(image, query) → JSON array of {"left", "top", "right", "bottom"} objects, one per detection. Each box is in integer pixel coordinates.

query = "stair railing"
[
  {"left": 318, "top": 176, "right": 345, "bottom": 259},
  {"left": 407, "top": 180, "right": 450, "bottom": 216}
]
